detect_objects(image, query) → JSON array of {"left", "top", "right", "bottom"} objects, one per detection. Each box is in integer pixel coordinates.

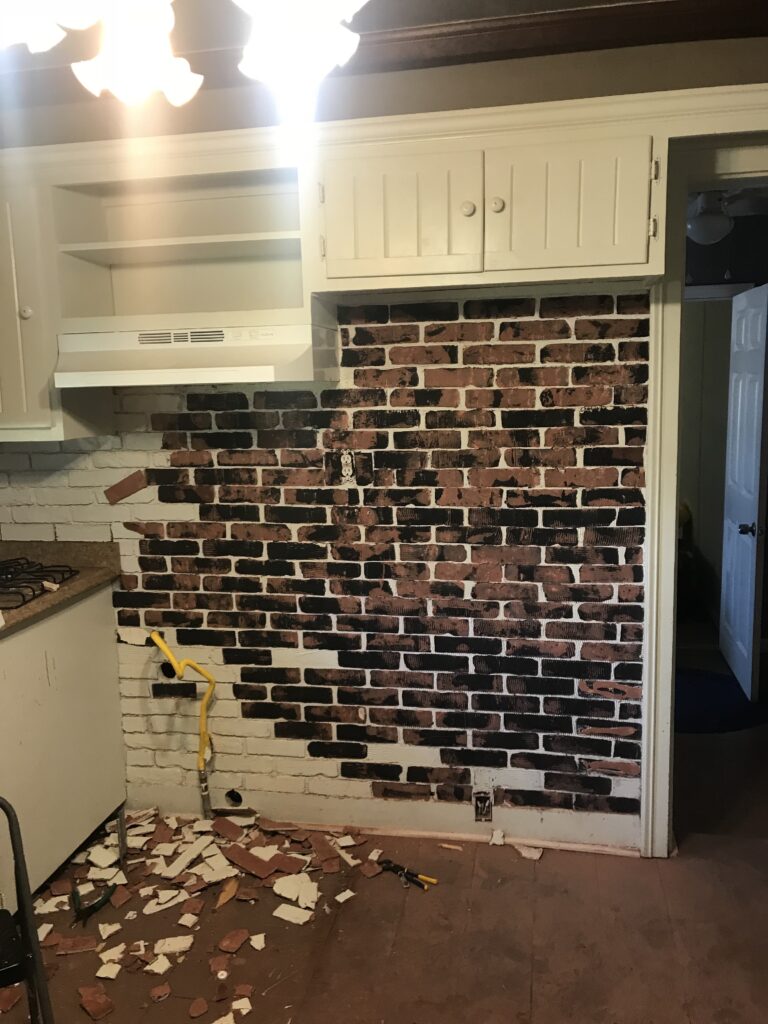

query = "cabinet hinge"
[
  {"left": 649, "top": 216, "right": 659, "bottom": 239},
  {"left": 318, "top": 182, "right": 325, "bottom": 204},
  {"left": 651, "top": 158, "right": 661, "bottom": 182},
  {"left": 319, "top": 235, "right": 327, "bottom": 258}
]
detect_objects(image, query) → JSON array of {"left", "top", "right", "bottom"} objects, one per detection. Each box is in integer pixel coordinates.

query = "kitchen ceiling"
[{"left": 1, "top": 0, "right": 766, "bottom": 112}]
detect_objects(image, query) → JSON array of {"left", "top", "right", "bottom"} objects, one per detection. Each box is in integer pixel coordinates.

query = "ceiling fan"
[{"left": 687, "top": 188, "right": 768, "bottom": 245}]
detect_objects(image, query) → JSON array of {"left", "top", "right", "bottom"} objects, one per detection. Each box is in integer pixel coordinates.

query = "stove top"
[{"left": 0, "top": 558, "right": 79, "bottom": 610}]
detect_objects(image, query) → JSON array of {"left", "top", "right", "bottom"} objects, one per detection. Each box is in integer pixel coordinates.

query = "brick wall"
[{"left": 0, "top": 291, "right": 648, "bottom": 829}]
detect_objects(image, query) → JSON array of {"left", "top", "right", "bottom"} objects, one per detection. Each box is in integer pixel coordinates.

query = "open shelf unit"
[{"left": 52, "top": 167, "right": 305, "bottom": 324}]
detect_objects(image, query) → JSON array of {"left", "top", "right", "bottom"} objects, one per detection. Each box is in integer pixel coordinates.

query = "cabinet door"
[
  {"left": 485, "top": 136, "right": 653, "bottom": 272},
  {"left": 0, "top": 186, "right": 53, "bottom": 428},
  {"left": 323, "top": 150, "right": 484, "bottom": 279}
]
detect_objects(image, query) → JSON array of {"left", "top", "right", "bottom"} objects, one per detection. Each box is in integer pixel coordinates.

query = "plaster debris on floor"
[{"left": 0, "top": 809, "right": 427, "bottom": 1021}]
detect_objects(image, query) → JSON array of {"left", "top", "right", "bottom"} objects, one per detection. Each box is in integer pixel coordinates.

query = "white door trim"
[{"left": 641, "top": 135, "right": 768, "bottom": 857}]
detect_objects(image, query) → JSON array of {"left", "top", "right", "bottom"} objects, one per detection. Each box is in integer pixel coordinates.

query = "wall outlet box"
[{"left": 474, "top": 790, "right": 493, "bottom": 822}]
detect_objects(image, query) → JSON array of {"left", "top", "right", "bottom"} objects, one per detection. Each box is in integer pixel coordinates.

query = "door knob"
[
  {"left": 460, "top": 201, "right": 477, "bottom": 217},
  {"left": 739, "top": 522, "right": 757, "bottom": 536},
  {"left": 19, "top": 306, "right": 33, "bottom": 320},
  {"left": 490, "top": 197, "right": 506, "bottom": 213}
]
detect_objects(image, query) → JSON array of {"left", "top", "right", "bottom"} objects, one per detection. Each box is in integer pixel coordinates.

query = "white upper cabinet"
[
  {"left": 484, "top": 135, "right": 654, "bottom": 272},
  {"left": 0, "top": 184, "right": 54, "bottom": 431},
  {"left": 322, "top": 149, "right": 484, "bottom": 278},
  {"left": 317, "top": 133, "right": 660, "bottom": 286}
]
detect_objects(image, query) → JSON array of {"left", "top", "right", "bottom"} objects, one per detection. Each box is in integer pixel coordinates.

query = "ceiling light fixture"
[
  {"left": 0, "top": 1, "right": 102, "bottom": 54},
  {"left": 686, "top": 192, "right": 735, "bottom": 246},
  {"left": 71, "top": 0, "right": 203, "bottom": 107},
  {"left": 233, "top": 0, "right": 369, "bottom": 125}
]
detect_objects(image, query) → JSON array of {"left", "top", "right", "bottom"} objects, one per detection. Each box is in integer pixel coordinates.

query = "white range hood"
[{"left": 54, "top": 324, "right": 339, "bottom": 388}]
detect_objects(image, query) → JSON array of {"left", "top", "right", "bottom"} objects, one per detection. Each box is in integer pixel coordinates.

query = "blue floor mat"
[{"left": 675, "top": 668, "right": 768, "bottom": 734}]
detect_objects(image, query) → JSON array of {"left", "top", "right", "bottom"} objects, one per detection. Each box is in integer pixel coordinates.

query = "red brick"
[
  {"left": 544, "top": 468, "right": 619, "bottom": 487},
  {"left": 353, "top": 325, "right": 419, "bottom": 345},
  {"left": 500, "top": 319, "right": 571, "bottom": 340},
  {"left": 575, "top": 318, "right": 649, "bottom": 340},
  {"left": 425, "top": 322, "right": 494, "bottom": 342},
  {"left": 424, "top": 367, "right": 494, "bottom": 387},
  {"left": 466, "top": 389, "right": 536, "bottom": 409},
  {"left": 463, "top": 344, "right": 536, "bottom": 365},
  {"left": 540, "top": 387, "right": 612, "bottom": 408},
  {"left": 389, "top": 345, "right": 456, "bottom": 365}
]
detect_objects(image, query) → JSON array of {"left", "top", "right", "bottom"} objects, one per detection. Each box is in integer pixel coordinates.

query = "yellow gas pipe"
[{"left": 149, "top": 631, "right": 216, "bottom": 817}]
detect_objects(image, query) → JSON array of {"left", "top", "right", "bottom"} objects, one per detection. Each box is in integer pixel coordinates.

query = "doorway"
[{"left": 672, "top": 187, "right": 768, "bottom": 843}]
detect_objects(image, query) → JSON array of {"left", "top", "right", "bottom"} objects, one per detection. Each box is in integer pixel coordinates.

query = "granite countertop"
[{"left": 0, "top": 541, "right": 121, "bottom": 640}]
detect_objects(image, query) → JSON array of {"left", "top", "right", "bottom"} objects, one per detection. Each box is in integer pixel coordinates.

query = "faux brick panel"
[{"left": 54, "top": 290, "right": 652, "bottom": 820}]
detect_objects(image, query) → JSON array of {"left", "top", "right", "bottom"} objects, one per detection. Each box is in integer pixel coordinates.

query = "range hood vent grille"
[{"left": 139, "top": 329, "right": 226, "bottom": 345}]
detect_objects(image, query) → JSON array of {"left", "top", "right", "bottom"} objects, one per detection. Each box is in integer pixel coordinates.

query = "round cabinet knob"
[
  {"left": 490, "top": 196, "right": 506, "bottom": 213},
  {"left": 19, "top": 305, "right": 34, "bottom": 320},
  {"left": 460, "top": 200, "right": 477, "bottom": 217}
]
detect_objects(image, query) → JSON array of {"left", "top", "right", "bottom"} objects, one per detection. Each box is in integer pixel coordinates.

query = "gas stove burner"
[{"left": 0, "top": 558, "right": 78, "bottom": 610}]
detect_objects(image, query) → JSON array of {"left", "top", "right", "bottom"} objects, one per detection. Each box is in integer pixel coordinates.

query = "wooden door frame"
[{"left": 642, "top": 135, "right": 768, "bottom": 857}]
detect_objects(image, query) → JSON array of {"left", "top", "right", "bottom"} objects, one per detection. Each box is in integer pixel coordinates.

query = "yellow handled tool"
[{"left": 149, "top": 631, "right": 216, "bottom": 817}]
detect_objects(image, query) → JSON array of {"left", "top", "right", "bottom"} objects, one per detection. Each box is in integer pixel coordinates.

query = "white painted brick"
[
  {"left": 119, "top": 680, "right": 152, "bottom": 699},
  {"left": 611, "top": 777, "right": 641, "bottom": 799},
  {"left": 68, "top": 469, "right": 124, "bottom": 487},
  {"left": 271, "top": 648, "right": 341, "bottom": 670},
  {"left": 241, "top": 773, "right": 306, "bottom": 795},
  {"left": 147, "top": 715, "right": 200, "bottom": 734},
  {"left": 254, "top": 756, "right": 338, "bottom": 778},
  {"left": 56, "top": 524, "right": 113, "bottom": 542},
  {"left": 155, "top": 750, "right": 199, "bottom": 769},
  {"left": 0, "top": 454, "right": 31, "bottom": 472},
  {"left": 2, "top": 524, "right": 56, "bottom": 541},
  {"left": 120, "top": 393, "right": 185, "bottom": 414},
  {"left": 29, "top": 453, "right": 93, "bottom": 472},
  {"left": 245, "top": 737, "right": 309, "bottom": 758},
  {"left": 210, "top": 736, "right": 245, "bottom": 755},
  {"left": 305, "top": 777, "right": 371, "bottom": 799},
  {"left": 126, "top": 750, "right": 155, "bottom": 768},
  {"left": 209, "top": 772, "right": 246, "bottom": 790},
  {"left": 122, "top": 716, "right": 149, "bottom": 734},
  {"left": 2, "top": 488, "right": 35, "bottom": 505},
  {"left": 37, "top": 487, "right": 98, "bottom": 505},
  {"left": 490, "top": 767, "right": 546, "bottom": 790},
  {"left": 61, "top": 436, "right": 121, "bottom": 453},
  {"left": 13, "top": 505, "right": 72, "bottom": 523},
  {"left": 113, "top": 413, "right": 151, "bottom": 433},
  {"left": 2, "top": 441, "right": 60, "bottom": 453},
  {"left": 123, "top": 433, "right": 166, "bottom": 451},
  {"left": 92, "top": 450, "right": 168, "bottom": 469},
  {"left": 127, "top": 766, "right": 185, "bottom": 786},
  {"left": 211, "top": 718, "right": 272, "bottom": 739}
]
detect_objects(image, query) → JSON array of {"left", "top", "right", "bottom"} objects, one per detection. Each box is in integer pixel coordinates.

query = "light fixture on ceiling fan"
[
  {"left": 1, "top": 0, "right": 370, "bottom": 116},
  {"left": 233, "top": 0, "right": 370, "bottom": 124},
  {"left": 686, "top": 192, "right": 735, "bottom": 246},
  {"left": 71, "top": 0, "right": 203, "bottom": 107},
  {"left": 0, "top": 1, "right": 102, "bottom": 54}
]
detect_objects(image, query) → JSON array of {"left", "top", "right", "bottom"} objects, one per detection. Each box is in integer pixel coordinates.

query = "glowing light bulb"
[
  {"left": 0, "top": 1, "right": 102, "bottom": 53},
  {"left": 71, "top": 0, "right": 203, "bottom": 107},
  {"left": 233, "top": 1, "right": 370, "bottom": 124}
]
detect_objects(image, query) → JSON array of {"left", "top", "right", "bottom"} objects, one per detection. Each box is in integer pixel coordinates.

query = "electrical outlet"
[{"left": 474, "top": 790, "right": 492, "bottom": 822}]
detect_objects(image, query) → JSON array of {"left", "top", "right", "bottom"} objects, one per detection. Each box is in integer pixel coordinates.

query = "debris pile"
[{"left": 20, "top": 809, "right": 386, "bottom": 1021}]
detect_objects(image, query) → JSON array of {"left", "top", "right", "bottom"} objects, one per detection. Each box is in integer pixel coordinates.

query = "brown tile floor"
[{"left": 6, "top": 832, "right": 768, "bottom": 1024}]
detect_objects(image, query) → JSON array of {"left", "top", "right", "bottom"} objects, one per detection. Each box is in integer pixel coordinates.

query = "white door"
[
  {"left": 322, "top": 149, "right": 484, "bottom": 278},
  {"left": 484, "top": 136, "right": 653, "bottom": 272},
  {"left": 720, "top": 285, "right": 768, "bottom": 699}
]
